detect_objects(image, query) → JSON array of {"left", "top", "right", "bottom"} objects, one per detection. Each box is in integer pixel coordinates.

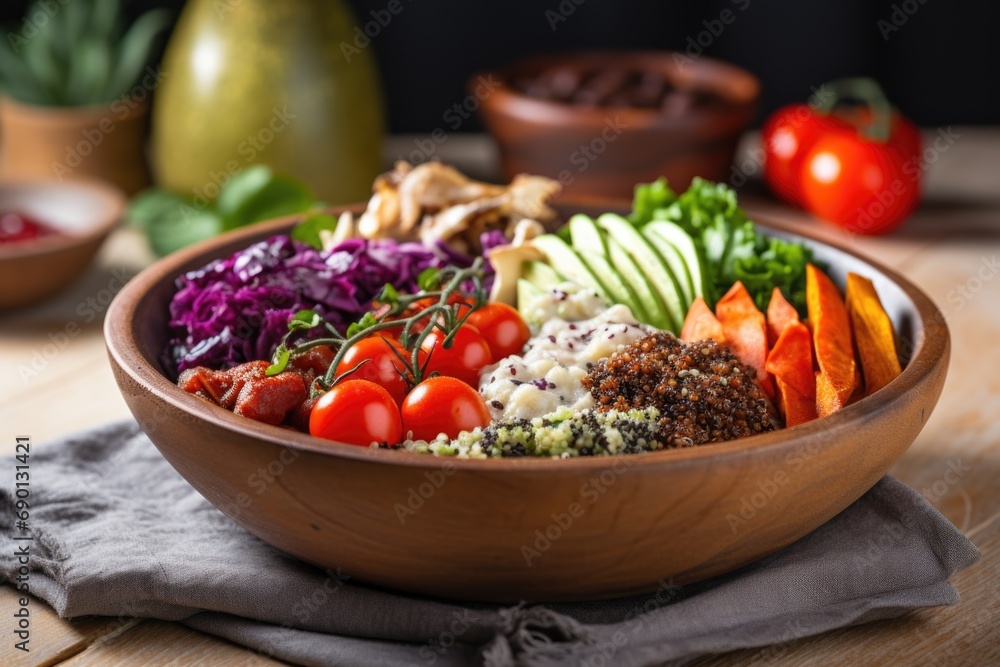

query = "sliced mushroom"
[
  {"left": 396, "top": 162, "right": 504, "bottom": 233},
  {"left": 357, "top": 180, "right": 402, "bottom": 239},
  {"left": 352, "top": 161, "right": 561, "bottom": 253},
  {"left": 487, "top": 241, "right": 545, "bottom": 306},
  {"left": 505, "top": 174, "right": 561, "bottom": 223},
  {"left": 419, "top": 195, "right": 507, "bottom": 247},
  {"left": 509, "top": 218, "right": 546, "bottom": 246}
]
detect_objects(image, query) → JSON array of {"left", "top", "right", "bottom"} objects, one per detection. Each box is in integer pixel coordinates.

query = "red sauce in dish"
[{"left": 0, "top": 212, "right": 59, "bottom": 245}]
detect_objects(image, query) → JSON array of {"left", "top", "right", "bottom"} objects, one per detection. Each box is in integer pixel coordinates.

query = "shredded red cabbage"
[{"left": 165, "top": 234, "right": 497, "bottom": 376}]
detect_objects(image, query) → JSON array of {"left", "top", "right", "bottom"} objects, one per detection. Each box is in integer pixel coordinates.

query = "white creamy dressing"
[{"left": 479, "top": 289, "right": 652, "bottom": 422}]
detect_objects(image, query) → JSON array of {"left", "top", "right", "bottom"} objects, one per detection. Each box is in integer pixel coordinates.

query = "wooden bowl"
[
  {"left": 105, "top": 207, "right": 948, "bottom": 603},
  {"left": 0, "top": 179, "right": 125, "bottom": 310},
  {"left": 475, "top": 51, "right": 760, "bottom": 201}
]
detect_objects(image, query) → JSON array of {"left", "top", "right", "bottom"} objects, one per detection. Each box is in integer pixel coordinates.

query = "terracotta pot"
[
  {"left": 475, "top": 51, "right": 760, "bottom": 201},
  {"left": 105, "top": 203, "right": 949, "bottom": 603},
  {"left": 151, "top": 0, "right": 384, "bottom": 206},
  {"left": 0, "top": 97, "right": 151, "bottom": 196}
]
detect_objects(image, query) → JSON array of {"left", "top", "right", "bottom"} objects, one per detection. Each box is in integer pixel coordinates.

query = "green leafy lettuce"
[{"left": 630, "top": 177, "right": 813, "bottom": 315}]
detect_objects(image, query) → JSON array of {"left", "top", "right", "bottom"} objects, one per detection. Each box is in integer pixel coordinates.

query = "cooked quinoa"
[
  {"left": 391, "top": 406, "right": 673, "bottom": 459},
  {"left": 583, "top": 332, "right": 777, "bottom": 445}
]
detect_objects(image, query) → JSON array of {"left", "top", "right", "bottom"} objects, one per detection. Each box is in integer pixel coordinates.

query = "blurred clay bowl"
[
  {"left": 475, "top": 51, "right": 760, "bottom": 201},
  {"left": 0, "top": 179, "right": 125, "bottom": 311}
]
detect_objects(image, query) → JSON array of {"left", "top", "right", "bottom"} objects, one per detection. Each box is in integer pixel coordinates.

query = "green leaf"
[
  {"left": 106, "top": 8, "right": 170, "bottom": 99},
  {"left": 0, "top": 40, "right": 48, "bottom": 104},
  {"left": 345, "top": 312, "right": 378, "bottom": 338},
  {"left": 59, "top": 0, "right": 89, "bottom": 55},
  {"left": 21, "top": 20, "right": 64, "bottom": 102},
  {"left": 266, "top": 346, "right": 290, "bottom": 376},
  {"left": 417, "top": 268, "right": 440, "bottom": 292},
  {"left": 379, "top": 283, "right": 399, "bottom": 304},
  {"left": 289, "top": 212, "right": 339, "bottom": 249},
  {"left": 90, "top": 0, "right": 123, "bottom": 44},
  {"left": 288, "top": 309, "right": 321, "bottom": 331},
  {"left": 629, "top": 177, "right": 676, "bottom": 225},
  {"left": 127, "top": 188, "right": 225, "bottom": 256},
  {"left": 217, "top": 166, "right": 316, "bottom": 231},
  {"left": 66, "top": 37, "right": 111, "bottom": 105},
  {"left": 127, "top": 188, "right": 193, "bottom": 227},
  {"left": 146, "top": 209, "right": 222, "bottom": 257}
]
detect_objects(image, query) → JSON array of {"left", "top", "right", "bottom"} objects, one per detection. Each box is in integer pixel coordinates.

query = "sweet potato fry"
[
  {"left": 766, "top": 287, "right": 800, "bottom": 348},
  {"left": 845, "top": 273, "right": 902, "bottom": 396},
  {"left": 681, "top": 297, "right": 726, "bottom": 344},
  {"left": 777, "top": 378, "right": 818, "bottom": 427},
  {"left": 765, "top": 318, "right": 817, "bottom": 427},
  {"left": 806, "top": 265, "right": 857, "bottom": 417},
  {"left": 765, "top": 320, "right": 815, "bottom": 399},
  {"left": 716, "top": 282, "right": 773, "bottom": 398}
]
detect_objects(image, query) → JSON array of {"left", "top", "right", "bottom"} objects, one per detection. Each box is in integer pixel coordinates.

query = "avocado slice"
[
  {"left": 644, "top": 221, "right": 706, "bottom": 303},
  {"left": 532, "top": 234, "right": 609, "bottom": 299},
  {"left": 568, "top": 214, "right": 607, "bottom": 254},
  {"left": 566, "top": 214, "right": 649, "bottom": 322},
  {"left": 607, "top": 237, "right": 672, "bottom": 330},
  {"left": 522, "top": 260, "right": 565, "bottom": 290},
  {"left": 516, "top": 279, "right": 546, "bottom": 318},
  {"left": 595, "top": 213, "right": 684, "bottom": 332},
  {"left": 641, "top": 231, "right": 694, "bottom": 308},
  {"left": 579, "top": 250, "right": 650, "bottom": 323}
]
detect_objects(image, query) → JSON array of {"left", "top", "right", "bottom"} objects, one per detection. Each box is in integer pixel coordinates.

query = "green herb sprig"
[{"left": 266, "top": 259, "right": 487, "bottom": 397}]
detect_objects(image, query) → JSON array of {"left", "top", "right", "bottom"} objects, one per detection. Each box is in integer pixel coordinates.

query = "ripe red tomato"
[
  {"left": 309, "top": 380, "right": 403, "bottom": 446},
  {"left": 335, "top": 336, "right": 415, "bottom": 406},
  {"left": 761, "top": 79, "right": 922, "bottom": 235},
  {"left": 465, "top": 303, "right": 530, "bottom": 362},
  {"left": 799, "top": 124, "right": 920, "bottom": 235},
  {"left": 762, "top": 104, "right": 837, "bottom": 205},
  {"left": 401, "top": 376, "right": 492, "bottom": 441},
  {"left": 420, "top": 324, "right": 492, "bottom": 387}
]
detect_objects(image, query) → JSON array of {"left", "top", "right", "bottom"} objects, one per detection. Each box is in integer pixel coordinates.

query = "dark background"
[{"left": 5, "top": 0, "right": 998, "bottom": 131}]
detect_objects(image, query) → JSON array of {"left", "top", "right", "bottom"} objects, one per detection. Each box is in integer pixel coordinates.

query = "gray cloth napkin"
[{"left": 0, "top": 422, "right": 980, "bottom": 667}]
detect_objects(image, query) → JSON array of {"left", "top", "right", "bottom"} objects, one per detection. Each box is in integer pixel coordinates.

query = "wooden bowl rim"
[
  {"left": 0, "top": 178, "right": 125, "bottom": 259},
  {"left": 472, "top": 50, "right": 761, "bottom": 129},
  {"left": 105, "top": 205, "right": 949, "bottom": 473}
]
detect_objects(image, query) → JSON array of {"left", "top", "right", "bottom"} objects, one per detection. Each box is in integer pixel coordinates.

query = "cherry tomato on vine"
[
  {"left": 335, "top": 336, "right": 415, "bottom": 406},
  {"left": 309, "top": 380, "right": 402, "bottom": 446},
  {"left": 401, "top": 293, "right": 474, "bottom": 322},
  {"left": 388, "top": 293, "right": 474, "bottom": 340},
  {"left": 762, "top": 78, "right": 922, "bottom": 235},
  {"left": 420, "top": 324, "right": 492, "bottom": 387},
  {"left": 401, "top": 376, "right": 491, "bottom": 441},
  {"left": 465, "top": 303, "right": 530, "bottom": 362}
]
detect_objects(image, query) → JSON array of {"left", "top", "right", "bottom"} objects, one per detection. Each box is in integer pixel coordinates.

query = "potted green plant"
[{"left": 0, "top": 0, "right": 171, "bottom": 194}]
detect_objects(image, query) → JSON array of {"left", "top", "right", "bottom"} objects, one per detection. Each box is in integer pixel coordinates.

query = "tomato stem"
[
  {"left": 810, "top": 77, "right": 892, "bottom": 143},
  {"left": 292, "top": 258, "right": 486, "bottom": 396}
]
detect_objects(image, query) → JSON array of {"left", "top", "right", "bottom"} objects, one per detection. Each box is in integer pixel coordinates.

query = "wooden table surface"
[{"left": 2, "top": 132, "right": 999, "bottom": 666}]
